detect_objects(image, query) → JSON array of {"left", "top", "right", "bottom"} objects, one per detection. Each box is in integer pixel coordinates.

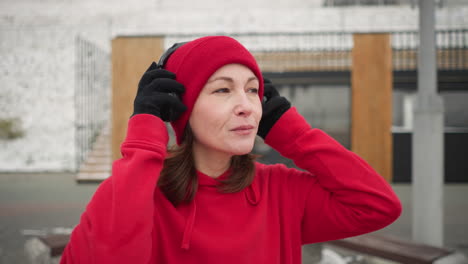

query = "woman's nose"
[{"left": 233, "top": 93, "right": 253, "bottom": 117}]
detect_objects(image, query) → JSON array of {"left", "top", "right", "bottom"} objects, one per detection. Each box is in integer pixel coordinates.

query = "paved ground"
[
  {"left": 0, "top": 173, "right": 467, "bottom": 264},
  {"left": 0, "top": 173, "right": 97, "bottom": 264}
]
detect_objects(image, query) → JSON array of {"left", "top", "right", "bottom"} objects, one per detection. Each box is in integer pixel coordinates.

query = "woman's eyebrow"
[
  {"left": 207, "top": 76, "right": 258, "bottom": 84},
  {"left": 247, "top": 76, "right": 259, "bottom": 82},
  {"left": 207, "top": 76, "right": 233, "bottom": 83}
]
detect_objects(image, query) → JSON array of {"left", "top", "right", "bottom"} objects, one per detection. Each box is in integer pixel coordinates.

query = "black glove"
[
  {"left": 257, "top": 78, "right": 291, "bottom": 139},
  {"left": 132, "top": 62, "right": 187, "bottom": 122}
]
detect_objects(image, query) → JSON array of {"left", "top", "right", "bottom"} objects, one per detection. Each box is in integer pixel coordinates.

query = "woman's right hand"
[{"left": 132, "top": 62, "right": 187, "bottom": 122}]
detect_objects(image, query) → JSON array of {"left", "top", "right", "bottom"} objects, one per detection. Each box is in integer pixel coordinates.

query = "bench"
[
  {"left": 27, "top": 233, "right": 467, "bottom": 264},
  {"left": 24, "top": 234, "right": 71, "bottom": 264},
  {"left": 327, "top": 233, "right": 467, "bottom": 264},
  {"left": 38, "top": 234, "right": 71, "bottom": 257}
]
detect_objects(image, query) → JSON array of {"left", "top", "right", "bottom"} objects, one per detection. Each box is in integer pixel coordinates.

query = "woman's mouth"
[{"left": 230, "top": 125, "right": 255, "bottom": 135}]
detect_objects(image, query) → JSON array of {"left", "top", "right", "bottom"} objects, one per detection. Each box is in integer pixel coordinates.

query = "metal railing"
[
  {"left": 164, "top": 32, "right": 354, "bottom": 72},
  {"left": 393, "top": 29, "right": 468, "bottom": 70},
  {"left": 74, "top": 36, "right": 110, "bottom": 169},
  {"left": 164, "top": 29, "right": 468, "bottom": 72}
]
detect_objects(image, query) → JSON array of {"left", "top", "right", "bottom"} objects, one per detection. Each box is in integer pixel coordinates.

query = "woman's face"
[{"left": 189, "top": 63, "right": 262, "bottom": 157}]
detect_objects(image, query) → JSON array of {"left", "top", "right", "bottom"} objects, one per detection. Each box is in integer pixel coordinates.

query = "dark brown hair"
[{"left": 157, "top": 126, "right": 257, "bottom": 206}]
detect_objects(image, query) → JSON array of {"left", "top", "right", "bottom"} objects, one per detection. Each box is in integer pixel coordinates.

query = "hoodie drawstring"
[
  {"left": 245, "top": 181, "right": 260, "bottom": 206},
  {"left": 181, "top": 200, "right": 197, "bottom": 250}
]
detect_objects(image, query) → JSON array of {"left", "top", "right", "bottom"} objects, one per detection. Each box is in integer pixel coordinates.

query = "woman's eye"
[
  {"left": 214, "top": 88, "right": 230, "bottom": 93},
  {"left": 247, "top": 88, "right": 259, "bottom": 94}
]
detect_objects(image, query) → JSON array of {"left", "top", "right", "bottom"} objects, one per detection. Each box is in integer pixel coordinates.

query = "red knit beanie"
[{"left": 165, "top": 36, "right": 264, "bottom": 145}]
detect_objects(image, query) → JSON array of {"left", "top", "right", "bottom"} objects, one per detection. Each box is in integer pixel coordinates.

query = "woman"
[{"left": 61, "top": 36, "right": 401, "bottom": 263}]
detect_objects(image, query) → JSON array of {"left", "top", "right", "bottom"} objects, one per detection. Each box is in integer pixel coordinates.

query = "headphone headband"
[{"left": 157, "top": 41, "right": 189, "bottom": 69}]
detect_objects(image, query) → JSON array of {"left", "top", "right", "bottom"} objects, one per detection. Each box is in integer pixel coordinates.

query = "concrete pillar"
[{"left": 412, "top": 0, "right": 444, "bottom": 247}]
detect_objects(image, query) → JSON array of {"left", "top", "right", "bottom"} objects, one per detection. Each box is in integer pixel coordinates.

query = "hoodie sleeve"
[
  {"left": 264, "top": 107, "right": 402, "bottom": 244},
  {"left": 60, "top": 114, "right": 168, "bottom": 264}
]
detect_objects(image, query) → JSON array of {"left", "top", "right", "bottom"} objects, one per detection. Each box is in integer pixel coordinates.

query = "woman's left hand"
[{"left": 257, "top": 78, "right": 291, "bottom": 139}]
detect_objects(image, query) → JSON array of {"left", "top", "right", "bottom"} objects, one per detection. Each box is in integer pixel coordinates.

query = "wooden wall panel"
[
  {"left": 111, "top": 37, "right": 165, "bottom": 161},
  {"left": 351, "top": 34, "right": 393, "bottom": 182}
]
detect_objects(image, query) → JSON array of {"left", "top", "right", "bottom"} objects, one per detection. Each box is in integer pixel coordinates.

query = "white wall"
[
  {"left": 0, "top": 0, "right": 467, "bottom": 172},
  {"left": 0, "top": 27, "right": 77, "bottom": 171}
]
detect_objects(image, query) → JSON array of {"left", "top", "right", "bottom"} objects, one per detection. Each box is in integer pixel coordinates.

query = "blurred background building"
[
  {"left": 0, "top": 0, "right": 467, "bottom": 263},
  {"left": 1, "top": 0, "right": 467, "bottom": 181}
]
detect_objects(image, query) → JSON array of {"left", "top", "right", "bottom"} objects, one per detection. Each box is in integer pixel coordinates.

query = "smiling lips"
[{"left": 230, "top": 125, "right": 255, "bottom": 135}]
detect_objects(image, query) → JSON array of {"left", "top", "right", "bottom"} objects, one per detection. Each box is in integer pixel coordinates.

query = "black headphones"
[{"left": 157, "top": 41, "right": 188, "bottom": 69}]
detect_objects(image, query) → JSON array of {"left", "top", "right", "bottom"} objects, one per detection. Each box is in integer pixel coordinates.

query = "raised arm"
[
  {"left": 258, "top": 79, "right": 402, "bottom": 244},
  {"left": 60, "top": 63, "right": 186, "bottom": 263}
]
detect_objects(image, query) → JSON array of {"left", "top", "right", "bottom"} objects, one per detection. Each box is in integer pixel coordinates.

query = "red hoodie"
[{"left": 61, "top": 108, "right": 402, "bottom": 263}]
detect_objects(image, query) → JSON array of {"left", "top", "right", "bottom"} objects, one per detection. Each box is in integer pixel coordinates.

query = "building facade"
[{"left": 0, "top": 0, "right": 467, "bottom": 172}]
